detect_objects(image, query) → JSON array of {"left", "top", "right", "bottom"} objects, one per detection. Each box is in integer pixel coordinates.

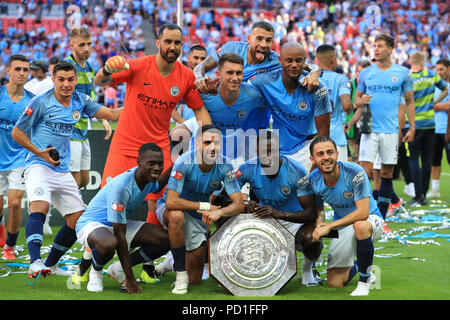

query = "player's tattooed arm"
[
  {"left": 193, "top": 55, "right": 217, "bottom": 80},
  {"left": 194, "top": 56, "right": 219, "bottom": 94},
  {"left": 402, "top": 91, "right": 415, "bottom": 142}
]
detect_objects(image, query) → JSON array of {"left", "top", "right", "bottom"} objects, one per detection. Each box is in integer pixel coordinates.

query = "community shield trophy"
[{"left": 209, "top": 213, "right": 297, "bottom": 296}]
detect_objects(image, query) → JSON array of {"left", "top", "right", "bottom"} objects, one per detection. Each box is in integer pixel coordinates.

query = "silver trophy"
[{"left": 209, "top": 214, "right": 297, "bottom": 296}]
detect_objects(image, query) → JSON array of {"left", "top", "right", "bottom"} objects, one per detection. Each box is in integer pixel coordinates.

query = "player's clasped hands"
[
  {"left": 198, "top": 204, "right": 221, "bottom": 225},
  {"left": 194, "top": 76, "right": 220, "bottom": 95},
  {"left": 104, "top": 56, "right": 129, "bottom": 74},
  {"left": 312, "top": 223, "right": 331, "bottom": 241},
  {"left": 245, "top": 201, "right": 281, "bottom": 219}
]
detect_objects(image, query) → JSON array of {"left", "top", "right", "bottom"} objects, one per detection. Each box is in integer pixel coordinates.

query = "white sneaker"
[
  {"left": 43, "top": 213, "right": 52, "bottom": 235},
  {"left": 49, "top": 264, "right": 73, "bottom": 276},
  {"left": 28, "top": 259, "right": 51, "bottom": 278},
  {"left": 171, "top": 271, "right": 189, "bottom": 294},
  {"left": 404, "top": 183, "right": 416, "bottom": 198},
  {"left": 301, "top": 259, "right": 319, "bottom": 286},
  {"left": 156, "top": 252, "right": 174, "bottom": 276},
  {"left": 87, "top": 267, "right": 104, "bottom": 292},
  {"left": 350, "top": 273, "right": 376, "bottom": 296},
  {"left": 202, "top": 263, "right": 210, "bottom": 280},
  {"left": 106, "top": 261, "right": 125, "bottom": 285},
  {"left": 426, "top": 189, "right": 440, "bottom": 198}
]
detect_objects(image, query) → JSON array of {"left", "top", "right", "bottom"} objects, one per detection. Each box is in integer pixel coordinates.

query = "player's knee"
[
  {"left": 8, "top": 198, "right": 21, "bottom": 211},
  {"left": 167, "top": 210, "right": 184, "bottom": 227},
  {"left": 96, "top": 237, "right": 118, "bottom": 255},
  {"left": 353, "top": 220, "right": 371, "bottom": 240},
  {"left": 327, "top": 276, "right": 345, "bottom": 288}
]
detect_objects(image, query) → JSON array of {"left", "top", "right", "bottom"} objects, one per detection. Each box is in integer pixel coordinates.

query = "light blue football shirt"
[
  {"left": 357, "top": 63, "right": 413, "bottom": 133},
  {"left": 0, "top": 86, "right": 35, "bottom": 170},
  {"left": 319, "top": 70, "right": 351, "bottom": 146},
  {"left": 167, "top": 150, "right": 241, "bottom": 221},
  {"left": 76, "top": 166, "right": 159, "bottom": 234},
  {"left": 212, "top": 41, "right": 281, "bottom": 132},
  {"left": 15, "top": 90, "right": 102, "bottom": 173},
  {"left": 201, "top": 82, "right": 266, "bottom": 159},
  {"left": 237, "top": 156, "right": 312, "bottom": 211},
  {"left": 434, "top": 82, "right": 449, "bottom": 134},
  {"left": 299, "top": 161, "right": 383, "bottom": 224},
  {"left": 249, "top": 69, "right": 332, "bottom": 155}
]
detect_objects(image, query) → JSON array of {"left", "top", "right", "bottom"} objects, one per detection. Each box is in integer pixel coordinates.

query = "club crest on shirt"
[
  {"left": 237, "top": 109, "right": 247, "bottom": 119},
  {"left": 297, "top": 100, "right": 308, "bottom": 111},
  {"left": 210, "top": 180, "right": 221, "bottom": 188},
  {"left": 34, "top": 187, "right": 44, "bottom": 196},
  {"left": 343, "top": 190, "right": 354, "bottom": 199},
  {"left": 391, "top": 75, "right": 398, "bottom": 83},
  {"left": 72, "top": 111, "right": 81, "bottom": 121},
  {"left": 281, "top": 185, "right": 291, "bottom": 195},
  {"left": 170, "top": 86, "right": 180, "bottom": 97}
]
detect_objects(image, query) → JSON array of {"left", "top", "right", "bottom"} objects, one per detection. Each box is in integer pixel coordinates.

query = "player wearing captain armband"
[
  {"left": 248, "top": 42, "right": 332, "bottom": 172},
  {"left": 302, "top": 136, "right": 384, "bottom": 297},
  {"left": 12, "top": 61, "right": 122, "bottom": 279},
  {"left": 164, "top": 124, "right": 244, "bottom": 295}
]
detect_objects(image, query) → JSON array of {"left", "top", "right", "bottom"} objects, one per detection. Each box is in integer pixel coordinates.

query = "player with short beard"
[
  {"left": 94, "top": 23, "right": 212, "bottom": 232},
  {"left": 305, "top": 136, "right": 384, "bottom": 296}
]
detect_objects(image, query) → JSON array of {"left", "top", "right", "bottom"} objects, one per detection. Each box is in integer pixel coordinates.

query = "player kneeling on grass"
[
  {"left": 11, "top": 61, "right": 123, "bottom": 279},
  {"left": 235, "top": 130, "right": 323, "bottom": 286},
  {"left": 75, "top": 143, "right": 172, "bottom": 293},
  {"left": 305, "top": 136, "right": 384, "bottom": 296},
  {"left": 164, "top": 124, "right": 245, "bottom": 294}
]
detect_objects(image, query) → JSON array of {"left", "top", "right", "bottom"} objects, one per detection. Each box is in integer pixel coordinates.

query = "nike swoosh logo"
[
  {"left": 49, "top": 114, "right": 57, "bottom": 118},
  {"left": 144, "top": 82, "right": 152, "bottom": 86}
]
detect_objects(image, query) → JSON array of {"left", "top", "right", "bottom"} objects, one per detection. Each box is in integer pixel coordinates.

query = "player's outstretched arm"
[
  {"left": 94, "top": 56, "right": 129, "bottom": 87},
  {"left": 193, "top": 56, "right": 219, "bottom": 94},
  {"left": 94, "top": 106, "right": 123, "bottom": 122},
  {"left": 193, "top": 106, "right": 212, "bottom": 126},
  {"left": 11, "top": 126, "right": 60, "bottom": 167},
  {"left": 165, "top": 189, "right": 220, "bottom": 212},
  {"left": 113, "top": 223, "right": 141, "bottom": 294}
]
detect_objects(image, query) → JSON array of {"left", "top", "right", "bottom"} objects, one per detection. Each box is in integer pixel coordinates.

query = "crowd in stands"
[{"left": 0, "top": 0, "right": 448, "bottom": 105}]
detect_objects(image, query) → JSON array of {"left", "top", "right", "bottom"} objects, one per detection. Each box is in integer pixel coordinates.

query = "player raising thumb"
[{"left": 104, "top": 56, "right": 129, "bottom": 74}]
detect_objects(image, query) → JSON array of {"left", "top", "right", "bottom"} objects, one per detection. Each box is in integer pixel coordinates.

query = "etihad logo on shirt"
[
  {"left": 171, "top": 170, "right": 184, "bottom": 180},
  {"left": 112, "top": 202, "right": 125, "bottom": 212},
  {"left": 25, "top": 106, "right": 34, "bottom": 116},
  {"left": 137, "top": 94, "right": 177, "bottom": 111}
]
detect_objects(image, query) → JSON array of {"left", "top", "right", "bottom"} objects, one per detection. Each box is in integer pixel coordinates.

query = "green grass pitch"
[{"left": 1, "top": 153, "right": 449, "bottom": 302}]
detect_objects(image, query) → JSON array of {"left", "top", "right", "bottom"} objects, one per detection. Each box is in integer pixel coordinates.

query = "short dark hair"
[
  {"left": 357, "top": 60, "right": 371, "bottom": 68},
  {"left": 8, "top": 54, "right": 29, "bottom": 66},
  {"left": 138, "top": 143, "right": 163, "bottom": 158},
  {"left": 217, "top": 53, "right": 244, "bottom": 70},
  {"left": 189, "top": 45, "right": 206, "bottom": 53},
  {"left": 158, "top": 23, "right": 182, "bottom": 38},
  {"left": 309, "top": 136, "right": 337, "bottom": 155},
  {"left": 251, "top": 21, "right": 274, "bottom": 33},
  {"left": 196, "top": 124, "right": 222, "bottom": 140},
  {"left": 374, "top": 33, "right": 395, "bottom": 48},
  {"left": 52, "top": 61, "right": 76, "bottom": 76},
  {"left": 436, "top": 58, "right": 450, "bottom": 67},
  {"left": 49, "top": 57, "right": 61, "bottom": 65},
  {"left": 316, "top": 44, "right": 335, "bottom": 55}
]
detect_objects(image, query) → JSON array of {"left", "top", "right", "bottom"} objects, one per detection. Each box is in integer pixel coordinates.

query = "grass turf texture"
[{"left": 1, "top": 156, "right": 449, "bottom": 301}]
